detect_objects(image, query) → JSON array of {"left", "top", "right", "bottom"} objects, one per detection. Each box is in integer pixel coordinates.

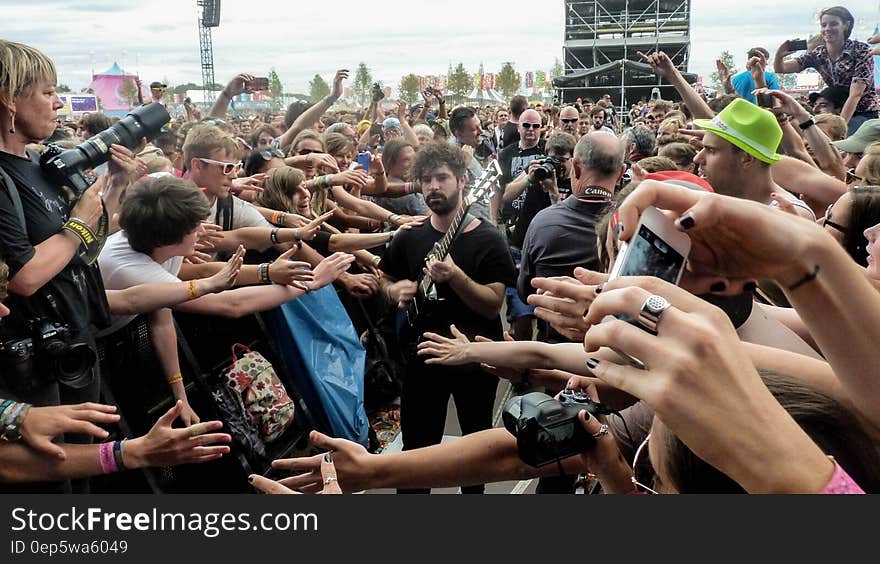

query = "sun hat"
[
  {"left": 382, "top": 117, "right": 401, "bottom": 131},
  {"left": 832, "top": 119, "right": 880, "bottom": 154},
  {"left": 693, "top": 98, "right": 782, "bottom": 163}
]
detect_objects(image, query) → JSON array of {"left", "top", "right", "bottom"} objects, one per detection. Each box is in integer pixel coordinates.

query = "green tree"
[
  {"left": 353, "top": 62, "right": 373, "bottom": 106},
  {"left": 710, "top": 50, "right": 738, "bottom": 91},
  {"left": 119, "top": 78, "right": 139, "bottom": 107},
  {"left": 496, "top": 62, "right": 521, "bottom": 97},
  {"left": 777, "top": 73, "right": 797, "bottom": 91},
  {"left": 551, "top": 57, "right": 564, "bottom": 79},
  {"left": 173, "top": 82, "right": 202, "bottom": 94},
  {"left": 268, "top": 69, "right": 283, "bottom": 99},
  {"left": 309, "top": 73, "right": 330, "bottom": 103},
  {"left": 398, "top": 74, "right": 421, "bottom": 105},
  {"left": 56, "top": 84, "right": 72, "bottom": 93},
  {"left": 447, "top": 62, "right": 471, "bottom": 101}
]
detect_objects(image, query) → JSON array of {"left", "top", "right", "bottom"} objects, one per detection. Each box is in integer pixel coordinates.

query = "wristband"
[
  {"left": 99, "top": 442, "right": 119, "bottom": 474},
  {"left": 293, "top": 228, "right": 302, "bottom": 241},
  {"left": 113, "top": 439, "right": 128, "bottom": 472},
  {"left": 798, "top": 116, "right": 816, "bottom": 130},
  {"left": 788, "top": 265, "right": 820, "bottom": 291},
  {"left": 186, "top": 280, "right": 199, "bottom": 300},
  {"left": 270, "top": 227, "right": 280, "bottom": 244},
  {"left": 166, "top": 372, "right": 184, "bottom": 385},
  {"left": 387, "top": 213, "right": 399, "bottom": 226}
]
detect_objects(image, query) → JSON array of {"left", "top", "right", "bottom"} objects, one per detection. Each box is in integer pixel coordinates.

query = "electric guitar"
[{"left": 399, "top": 160, "right": 502, "bottom": 345}]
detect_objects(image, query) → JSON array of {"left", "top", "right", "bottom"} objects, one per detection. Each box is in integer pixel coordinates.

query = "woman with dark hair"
[
  {"left": 821, "top": 185, "right": 880, "bottom": 266},
  {"left": 775, "top": 6, "right": 878, "bottom": 134}
]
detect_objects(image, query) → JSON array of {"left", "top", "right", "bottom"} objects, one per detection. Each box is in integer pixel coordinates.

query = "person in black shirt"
[
  {"left": 379, "top": 142, "right": 515, "bottom": 494},
  {"left": 0, "top": 40, "right": 122, "bottom": 493},
  {"left": 500, "top": 95, "right": 528, "bottom": 150}
]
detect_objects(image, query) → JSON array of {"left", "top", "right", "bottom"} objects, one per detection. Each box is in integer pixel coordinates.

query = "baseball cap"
[
  {"left": 693, "top": 98, "right": 782, "bottom": 163},
  {"left": 808, "top": 86, "right": 848, "bottom": 109},
  {"left": 150, "top": 81, "right": 167, "bottom": 90},
  {"left": 832, "top": 119, "right": 880, "bottom": 154},
  {"left": 382, "top": 117, "right": 401, "bottom": 131}
]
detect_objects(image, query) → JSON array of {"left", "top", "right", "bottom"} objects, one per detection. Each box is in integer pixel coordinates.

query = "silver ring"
[
  {"left": 324, "top": 476, "right": 338, "bottom": 485},
  {"left": 591, "top": 423, "right": 609, "bottom": 439},
  {"left": 97, "top": 191, "right": 105, "bottom": 198},
  {"left": 637, "top": 294, "right": 672, "bottom": 333}
]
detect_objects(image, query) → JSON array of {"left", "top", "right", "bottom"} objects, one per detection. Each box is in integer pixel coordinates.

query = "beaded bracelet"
[
  {"left": 258, "top": 262, "right": 271, "bottom": 284},
  {"left": 166, "top": 372, "right": 183, "bottom": 385}
]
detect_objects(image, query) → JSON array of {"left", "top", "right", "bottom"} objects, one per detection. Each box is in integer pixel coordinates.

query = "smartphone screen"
[
  {"left": 615, "top": 224, "right": 687, "bottom": 284},
  {"left": 357, "top": 152, "right": 371, "bottom": 171},
  {"left": 253, "top": 77, "right": 269, "bottom": 91}
]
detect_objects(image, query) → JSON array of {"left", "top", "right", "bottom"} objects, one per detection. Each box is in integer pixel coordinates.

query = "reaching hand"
[
  {"left": 297, "top": 211, "right": 334, "bottom": 241},
  {"left": 250, "top": 452, "right": 342, "bottom": 494},
  {"left": 331, "top": 69, "right": 349, "bottom": 100},
  {"left": 176, "top": 398, "right": 201, "bottom": 427},
  {"left": 397, "top": 99, "right": 408, "bottom": 120},
  {"left": 108, "top": 144, "right": 145, "bottom": 184},
  {"left": 637, "top": 51, "right": 676, "bottom": 80},
  {"left": 417, "top": 324, "right": 472, "bottom": 365},
  {"left": 751, "top": 88, "right": 809, "bottom": 121},
  {"left": 231, "top": 174, "right": 267, "bottom": 195},
  {"left": 205, "top": 245, "right": 244, "bottom": 292},
  {"left": 269, "top": 430, "right": 375, "bottom": 493},
  {"left": 389, "top": 279, "right": 418, "bottom": 309},
  {"left": 20, "top": 403, "right": 120, "bottom": 460},
  {"left": 715, "top": 59, "right": 731, "bottom": 83},
  {"left": 340, "top": 272, "right": 380, "bottom": 298},
  {"left": 270, "top": 246, "right": 315, "bottom": 286},
  {"left": 527, "top": 269, "right": 609, "bottom": 342},
  {"left": 184, "top": 250, "right": 213, "bottom": 264},
  {"left": 122, "top": 401, "right": 231, "bottom": 468},
  {"left": 195, "top": 222, "right": 223, "bottom": 251},
  {"left": 331, "top": 169, "right": 370, "bottom": 189},
  {"left": 310, "top": 252, "right": 356, "bottom": 291},
  {"left": 225, "top": 73, "right": 256, "bottom": 97}
]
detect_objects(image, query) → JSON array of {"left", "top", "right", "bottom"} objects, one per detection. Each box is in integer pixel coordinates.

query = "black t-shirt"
[
  {"left": 499, "top": 143, "right": 545, "bottom": 248},
  {"left": 500, "top": 121, "right": 520, "bottom": 149},
  {"left": 380, "top": 219, "right": 516, "bottom": 342},
  {"left": 0, "top": 152, "right": 110, "bottom": 342}
]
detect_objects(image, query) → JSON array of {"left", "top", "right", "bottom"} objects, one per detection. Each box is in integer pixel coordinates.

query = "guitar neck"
[{"left": 419, "top": 197, "right": 472, "bottom": 294}]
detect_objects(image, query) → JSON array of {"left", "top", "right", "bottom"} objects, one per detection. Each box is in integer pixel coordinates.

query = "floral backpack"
[{"left": 224, "top": 343, "right": 296, "bottom": 442}]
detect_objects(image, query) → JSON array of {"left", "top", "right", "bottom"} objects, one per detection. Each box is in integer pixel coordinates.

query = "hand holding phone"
[
  {"left": 250, "top": 77, "right": 270, "bottom": 91},
  {"left": 356, "top": 152, "right": 371, "bottom": 171},
  {"left": 602, "top": 206, "right": 691, "bottom": 368},
  {"left": 788, "top": 38, "right": 808, "bottom": 51}
]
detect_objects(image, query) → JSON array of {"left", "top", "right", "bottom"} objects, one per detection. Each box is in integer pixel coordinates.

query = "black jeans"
[{"left": 397, "top": 357, "right": 498, "bottom": 494}]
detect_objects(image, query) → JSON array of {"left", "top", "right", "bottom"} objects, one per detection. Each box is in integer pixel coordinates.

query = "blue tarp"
[{"left": 263, "top": 286, "right": 369, "bottom": 446}]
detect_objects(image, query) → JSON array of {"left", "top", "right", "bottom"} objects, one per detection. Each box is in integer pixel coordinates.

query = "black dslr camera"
[
  {"left": 0, "top": 318, "right": 96, "bottom": 392},
  {"left": 531, "top": 156, "right": 564, "bottom": 182},
  {"left": 40, "top": 103, "right": 170, "bottom": 197},
  {"left": 502, "top": 389, "right": 606, "bottom": 467}
]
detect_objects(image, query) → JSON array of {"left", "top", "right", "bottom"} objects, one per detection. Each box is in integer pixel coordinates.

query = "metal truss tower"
[{"left": 197, "top": 0, "right": 221, "bottom": 102}]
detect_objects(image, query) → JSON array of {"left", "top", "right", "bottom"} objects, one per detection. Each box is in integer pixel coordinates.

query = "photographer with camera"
[{"left": 0, "top": 41, "right": 165, "bottom": 492}]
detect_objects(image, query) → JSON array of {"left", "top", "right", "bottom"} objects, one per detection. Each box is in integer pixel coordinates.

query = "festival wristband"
[
  {"left": 113, "top": 439, "right": 128, "bottom": 472},
  {"left": 99, "top": 442, "right": 119, "bottom": 474}
]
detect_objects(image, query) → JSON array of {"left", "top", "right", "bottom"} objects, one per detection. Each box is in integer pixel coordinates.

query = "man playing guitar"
[{"left": 379, "top": 142, "right": 515, "bottom": 494}]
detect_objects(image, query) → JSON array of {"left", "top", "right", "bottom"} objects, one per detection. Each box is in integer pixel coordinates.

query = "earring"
[{"left": 8, "top": 111, "right": 14, "bottom": 135}]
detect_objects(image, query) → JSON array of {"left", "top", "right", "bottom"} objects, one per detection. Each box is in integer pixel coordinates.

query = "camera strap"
[
  {"left": 576, "top": 186, "right": 614, "bottom": 203},
  {"left": 63, "top": 205, "right": 108, "bottom": 266},
  {"left": 0, "top": 167, "right": 26, "bottom": 231}
]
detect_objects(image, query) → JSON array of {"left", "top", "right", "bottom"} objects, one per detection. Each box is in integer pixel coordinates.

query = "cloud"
[{"left": 4, "top": 0, "right": 880, "bottom": 94}]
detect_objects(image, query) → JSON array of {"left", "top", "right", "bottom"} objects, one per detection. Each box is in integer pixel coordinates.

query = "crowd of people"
[{"left": 4, "top": 3, "right": 880, "bottom": 495}]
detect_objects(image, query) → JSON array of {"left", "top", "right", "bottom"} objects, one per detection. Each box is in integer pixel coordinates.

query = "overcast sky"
[{"left": 4, "top": 0, "right": 880, "bottom": 94}]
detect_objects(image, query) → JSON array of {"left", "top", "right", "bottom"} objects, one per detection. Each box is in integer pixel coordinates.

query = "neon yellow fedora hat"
[{"left": 693, "top": 98, "right": 782, "bottom": 164}]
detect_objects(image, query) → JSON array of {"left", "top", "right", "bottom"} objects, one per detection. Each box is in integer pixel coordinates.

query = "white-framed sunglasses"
[
  {"left": 631, "top": 432, "right": 659, "bottom": 494},
  {"left": 198, "top": 157, "right": 242, "bottom": 176}
]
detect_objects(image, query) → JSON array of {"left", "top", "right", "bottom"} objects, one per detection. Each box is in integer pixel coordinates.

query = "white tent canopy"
[{"left": 466, "top": 88, "right": 506, "bottom": 104}]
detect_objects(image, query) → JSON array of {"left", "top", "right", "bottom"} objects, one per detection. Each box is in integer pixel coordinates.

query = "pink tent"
[{"left": 88, "top": 62, "right": 148, "bottom": 116}]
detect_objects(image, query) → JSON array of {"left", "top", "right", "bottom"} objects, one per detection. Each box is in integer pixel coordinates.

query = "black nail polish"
[
  {"left": 595, "top": 283, "right": 604, "bottom": 295},
  {"left": 744, "top": 281, "right": 758, "bottom": 292},
  {"left": 587, "top": 358, "right": 600, "bottom": 370},
  {"left": 616, "top": 224, "right": 625, "bottom": 237},
  {"left": 710, "top": 282, "right": 727, "bottom": 293},
  {"left": 324, "top": 452, "right": 333, "bottom": 463},
  {"left": 678, "top": 213, "right": 696, "bottom": 230}
]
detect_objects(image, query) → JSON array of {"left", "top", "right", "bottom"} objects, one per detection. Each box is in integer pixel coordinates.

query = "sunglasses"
[
  {"left": 631, "top": 433, "right": 659, "bottom": 494},
  {"left": 822, "top": 202, "right": 847, "bottom": 234},
  {"left": 845, "top": 168, "right": 864, "bottom": 184},
  {"left": 520, "top": 123, "right": 542, "bottom": 130},
  {"left": 560, "top": 118, "right": 579, "bottom": 124},
  {"left": 198, "top": 158, "right": 242, "bottom": 176},
  {"left": 259, "top": 148, "right": 285, "bottom": 160},
  {"left": 297, "top": 149, "right": 321, "bottom": 156}
]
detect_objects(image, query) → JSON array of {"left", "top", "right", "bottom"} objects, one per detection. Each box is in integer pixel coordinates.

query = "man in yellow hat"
[{"left": 693, "top": 98, "right": 814, "bottom": 219}]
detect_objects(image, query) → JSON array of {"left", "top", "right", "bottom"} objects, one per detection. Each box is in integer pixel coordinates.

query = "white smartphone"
[{"left": 603, "top": 206, "right": 691, "bottom": 368}]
